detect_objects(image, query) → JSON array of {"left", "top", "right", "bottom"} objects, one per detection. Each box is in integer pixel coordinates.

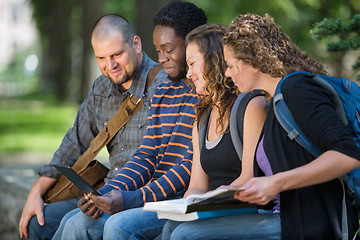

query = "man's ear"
[{"left": 133, "top": 35, "right": 142, "bottom": 54}]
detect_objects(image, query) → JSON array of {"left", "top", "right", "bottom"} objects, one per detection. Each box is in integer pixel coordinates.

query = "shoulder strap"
[
  {"left": 146, "top": 64, "right": 163, "bottom": 89},
  {"left": 230, "top": 90, "right": 270, "bottom": 161},
  {"left": 273, "top": 72, "right": 347, "bottom": 158},
  {"left": 198, "top": 108, "right": 212, "bottom": 154},
  {"left": 198, "top": 90, "right": 269, "bottom": 161},
  {"left": 72, "top": 64, "right": 162, "bottom": 172}
]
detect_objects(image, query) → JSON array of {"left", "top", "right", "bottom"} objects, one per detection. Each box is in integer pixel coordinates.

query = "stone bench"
[
  {"left": 0, "top": 152, "right": 109, "bottom": 239},
  {"left": 0, "top": 164, "right": 40, "bottom": 239}
]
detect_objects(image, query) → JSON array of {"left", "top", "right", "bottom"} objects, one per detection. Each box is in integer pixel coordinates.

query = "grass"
[{"left": 0, "top": 96, "right": 78, "bottom": 153}]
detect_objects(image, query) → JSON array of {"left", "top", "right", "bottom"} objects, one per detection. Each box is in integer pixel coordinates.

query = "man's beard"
[
  {"left": 168, "top": 67, "right": 186, "bottom": 82},
  {"left": 168, "top": 72, "right": 186, "bottom": 82},
  {"left": 107, "top": 70, "right": 131, "bottom": 86}
]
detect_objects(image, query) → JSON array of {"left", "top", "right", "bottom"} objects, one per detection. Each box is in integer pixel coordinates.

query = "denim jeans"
[
  {"left": 53, "top": 207, "right": 167, "bottom": 240},
  {"left": 52, "top": 208, "right": 109, "bottom": 240},
  {"left": 27, "top": 197, "right": 79, "bottom": 240},
  {"left": 162, "top": 212, "right": 281, "bottom": 240}
]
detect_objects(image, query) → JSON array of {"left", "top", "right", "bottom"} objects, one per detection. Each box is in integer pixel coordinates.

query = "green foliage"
[
  {"left": 311, "top": 14, "right": 360, "bottom": 80},
  {"left": 0, "top": 96, "right": 78, "bottom": 153},
  {"left": 4, "top": 0, "right": 360, "bottom": 156},
  {"left": 190, "top": 0, "right": 356, "bottom": 53},
  {"left": 105, "top": 0, "right": 135, "bottom": 24}
]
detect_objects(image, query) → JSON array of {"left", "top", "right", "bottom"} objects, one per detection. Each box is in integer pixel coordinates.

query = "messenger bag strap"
[{"left": 72, "top": 64, "right": 162, "bottom": 172}]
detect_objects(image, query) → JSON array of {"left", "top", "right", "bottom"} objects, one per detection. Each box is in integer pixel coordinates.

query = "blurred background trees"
[
  {"left": 1, "top": 0, "right": 359, "bottom": 103},
  {"left": 0, "top": 0, "right": 359, "bottom": 154},
  {"left": 29, "top": 0, "right": 176, "bottom": 102},
  {"left": 311, "top": 14, "right": 360, "bottom": 81}
]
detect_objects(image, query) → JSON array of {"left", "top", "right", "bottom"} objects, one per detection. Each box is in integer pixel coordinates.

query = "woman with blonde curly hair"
[
  {"left": 163, "top": 14, "right": 360, "bottom": 240},
  {"left": 162, "top": 23, "right": 269, "bottom": 239}
]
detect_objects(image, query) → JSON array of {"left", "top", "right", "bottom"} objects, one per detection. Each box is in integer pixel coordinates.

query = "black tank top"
[{"left": 200, "top": 117, "right": 241, "bottom": 191}]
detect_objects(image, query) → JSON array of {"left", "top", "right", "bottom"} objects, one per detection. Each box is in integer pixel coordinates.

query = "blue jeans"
[
  {"left": 53, "top": 207, "right": 167, "bottom": 240},
  {"left": 52, "top": 208, "right": 109, "bottom": 240},
  {"left": 27, "top": 197, "right": 79, "bottom": 240},
  {"left": 162, "top": 212, "right": 281, "bottom": 240}
]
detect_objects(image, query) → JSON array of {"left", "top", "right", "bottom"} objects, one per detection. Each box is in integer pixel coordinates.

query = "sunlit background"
[{"left": 0, "top": 0, "right": 38, "bottom": 97}]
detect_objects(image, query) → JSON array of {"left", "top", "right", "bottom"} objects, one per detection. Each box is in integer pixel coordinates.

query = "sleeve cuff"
[
  {"left": 37, "top": 165, "right": 61, "bottom": 178},
  {"left": 120, "top": 190, "right": 143, "bottom": 210},
  {"left": 97, "top": 184, "right": 114, "bottom": 195}
]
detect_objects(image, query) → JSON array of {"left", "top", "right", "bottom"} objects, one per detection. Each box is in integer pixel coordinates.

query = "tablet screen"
[{"left": 52, "top": 164, "right": 101, "bottom": 196}]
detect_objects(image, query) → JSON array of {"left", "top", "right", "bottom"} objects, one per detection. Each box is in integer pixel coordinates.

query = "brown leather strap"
[
  {"left": 72, "top": 64, "right": 163, "bottom": 172},
  {"left": 146, "top": 64, "right": 163, "bottom": 89}
]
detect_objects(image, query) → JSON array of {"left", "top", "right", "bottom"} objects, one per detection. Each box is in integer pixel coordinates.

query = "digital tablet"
[{"left": 52, "top": 164, "right": 101, "bottom": 196}]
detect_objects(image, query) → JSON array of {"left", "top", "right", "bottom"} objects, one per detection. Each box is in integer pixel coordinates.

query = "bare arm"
[
  {"left": 19, "top": 176, "right": 57, "bottom": 238},
  {"left": 184, "top": 123, "right": 209, "bottom": 198},
  {"left": 236, "top": 151, "right": 360, "bottom": 205},
  {"left": 230, "top": 96, "right": 267, "bottom": 187}
]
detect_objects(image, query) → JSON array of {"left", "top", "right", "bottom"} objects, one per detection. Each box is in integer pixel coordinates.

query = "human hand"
[
  {"left": 19, "top": 191, "right": 44, "bottom": 238},
  {"left": 89, "top": 190, "right": 123, "bottom": 215},
  {"left": 234, "top": 176, "right": 280, "bottom": 205},
  {"left": 77, "top": 195, "right": 103, "bottom": 219}
]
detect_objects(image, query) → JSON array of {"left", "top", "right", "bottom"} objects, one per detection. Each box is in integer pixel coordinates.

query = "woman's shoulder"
[
  {"left": 245, "top": 94, "right": 269, "bottom": 113},
  {"left": 282, "top": 73, "right": 319, "bottom": 93}
]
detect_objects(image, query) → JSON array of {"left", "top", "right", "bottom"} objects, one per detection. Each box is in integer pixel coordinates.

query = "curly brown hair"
[
  {"left": 222, "top": 13, "right": 328, "bottom": 78},
  {"left": 186, "top": 24, "right": 239, "bottom": 133}
]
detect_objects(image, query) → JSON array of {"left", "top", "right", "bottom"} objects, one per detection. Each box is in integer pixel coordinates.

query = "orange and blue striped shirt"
[{"left": 98, "top": 80, "right": 199, "bottom": 210}]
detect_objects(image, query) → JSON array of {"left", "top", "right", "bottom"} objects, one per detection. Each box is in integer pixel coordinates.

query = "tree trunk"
[
  {"left": 45, "top": 0, "right": 72, "bottom": 102},
  {"left": 79, "top": 0, "right": 104, "bottom": 103}
]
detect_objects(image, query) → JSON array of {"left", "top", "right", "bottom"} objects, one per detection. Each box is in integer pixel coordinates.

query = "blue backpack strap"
[
  {"left": 273, "top": 71, "right": 357, "bottom": 239},
  {"left": 311, "top": 75, "right": 348, "bottom": 127},
  {"left": 230, "top": 90, "right": 270, "bottom": 160},
  {"left": 273, "top": 72, "right": 349, "bottom": 158}
]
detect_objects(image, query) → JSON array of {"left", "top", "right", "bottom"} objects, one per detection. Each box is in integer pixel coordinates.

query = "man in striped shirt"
[{"left": 53, "top": 2, "right": 208, "bottom": 240}]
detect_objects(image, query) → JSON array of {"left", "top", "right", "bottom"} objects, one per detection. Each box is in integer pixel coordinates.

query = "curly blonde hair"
[
  {"left": 186, "top": 24, "right": 239, "bottom": 133},
  {"left": 222, "top": 13, "right": 328, "bottom": 77}
]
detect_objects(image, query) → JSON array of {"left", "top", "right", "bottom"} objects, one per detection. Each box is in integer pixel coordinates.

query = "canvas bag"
[{"left": 43, "top": 64, "right": 162, "bottom": 203}]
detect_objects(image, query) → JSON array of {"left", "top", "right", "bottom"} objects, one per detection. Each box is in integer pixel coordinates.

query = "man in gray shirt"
[{"left": 19, "top": 14, "right": 167, "bottom": 239}]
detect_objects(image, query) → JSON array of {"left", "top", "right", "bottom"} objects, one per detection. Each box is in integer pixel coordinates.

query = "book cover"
[{"left": 156, "top": 207, "right": 258, "bottom": 221}]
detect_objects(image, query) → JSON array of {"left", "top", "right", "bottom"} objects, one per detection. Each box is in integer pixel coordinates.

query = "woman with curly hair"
[
  {"left": 185, "top": 23, "right": 269, "bottom": 199},
  {"left": 163, "top": 13, "right": 360, "bottom": 240},
  {"left": 162, "top": 23, "right": 269, "bottom": 239}
]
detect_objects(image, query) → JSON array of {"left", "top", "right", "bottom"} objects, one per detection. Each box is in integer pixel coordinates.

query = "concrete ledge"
[
  {"left": 0, "top": 152, "right": 108, "bottom": 239},
  {"left": 0, "top": 164, "right": 40, "bottom": 237}
]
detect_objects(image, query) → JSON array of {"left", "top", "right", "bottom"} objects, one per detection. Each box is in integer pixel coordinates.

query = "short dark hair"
[
  {"left": 153, "top": 2, "right": 207, "bottom": 39},
  {"left": 91, "top": 14, "right": 136, "bottom": 44}
]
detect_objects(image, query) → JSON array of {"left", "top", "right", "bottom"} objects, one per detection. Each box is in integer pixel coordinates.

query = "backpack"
[
  {"left": 198, "top": 90, "right": 270, "bottom": 161},
  {"left": 273, "top": 71, "right": 360, "bottom": 211}
]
